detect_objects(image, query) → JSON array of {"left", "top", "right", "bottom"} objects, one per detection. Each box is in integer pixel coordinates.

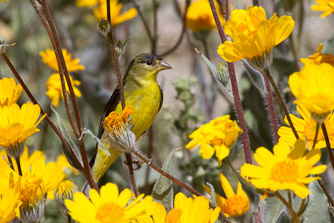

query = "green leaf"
[
  {"left": 152, "top": 148, "right": 180, "bottom": 212},
  {"left": 206, "top": 182, "right": 217, "bottom": 206},
  {"left": 262, "top": 197, "right": 285, "bottom": 223},
  {"left": 303, "top": 181, "right": 330, "bottom": 223},
  {"left": 115, "top": 37, "right": 130, "bottom": 56},
  {"left": 50, "top": 106, "right": 83, "bottom": 169}
]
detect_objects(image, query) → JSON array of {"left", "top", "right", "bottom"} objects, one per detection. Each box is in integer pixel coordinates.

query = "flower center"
[
  {"left": 210, "top": 137, "right": 224, "bottom": 146},
  {"left": 20, "top": 174, "right": 44, "bottom": 206},
  {"left": 222, "top": 195, "right": 249, "bottom": 217},
  {"left": 269, "top": 160, "right": 299, "bottom": 183},
  {"left": 95, "top": 202, "right": 125, "bottom": 223}
]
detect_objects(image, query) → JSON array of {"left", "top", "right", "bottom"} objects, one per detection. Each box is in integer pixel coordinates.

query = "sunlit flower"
[
  {"left": 0, "top": 102, "right": 46, "bottom": 158},
  {"left": 311, "top": 0, "right": 334, "bottom": 18},
  {"left": 0, "top": 188, "right": 19, "bottom": 223},
  {"left": 65, "top": 182, "right": 154, "bottom": 223},
  {"left": 39, "top": 48, "right": 85, "bottom": 72},
  {"left": 56, "top": 154, "right": 79, "bottom": 176},
  {"left": 0, "top": 77, "right": 22, "bottom": 106},
  {"left": 240, "top": 140, "right": 327, "bottom": 199},
  {"left": 217, "top": 6, "right": 295, "bottom": 70},
  {"left": 93, "top": 0, "right": 137, "bottom": 26},
  {"left": 278, "top": 105, "right": 334, "bottom": 149},
  {"left": 186, "top": 0, "right": 225, "bottom": 32},
  {"left": 167, "top": 193, "right": 220, "bottom": 223},
  {"left": 204, "top": 173, "right": 250, "bottom": 217},
  {"left": 55, "top": 180, "right": 78, "bottom": 216},
  {"left": 46, "top": 73, "right": 82, "bottom": 107},
  {"left": 186, "top": 115, "right": 242, "bottom": 166},
  {"left": 289, "top": 63, "right": 334, "bottom": 123},
  {"left": 300, "top": 43, "right": 334, "bottom": 65}
]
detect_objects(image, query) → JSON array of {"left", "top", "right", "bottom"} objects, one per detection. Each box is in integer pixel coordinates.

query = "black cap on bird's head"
[{"left": 132, "top": 53, "right": 172, "bottom": 72}]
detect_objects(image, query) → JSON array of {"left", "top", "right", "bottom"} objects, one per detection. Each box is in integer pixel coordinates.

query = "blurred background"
[{"left": 1, "top": 0, "right": 334, "bottom": 222}]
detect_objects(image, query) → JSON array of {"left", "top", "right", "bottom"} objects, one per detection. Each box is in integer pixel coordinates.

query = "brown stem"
[
  {"left": 321, "top": 123, "right": 334, "bottom": 172},
  {"left": 263, "top": 74, "right": 279, "bottom": 143},
  {"left": 1, "top": 53, "right": 83, "bottom": 170},
  {"left": 317, "top": 179, "right": 334, "bottom": 206},
  {"left": 131, "top": 148, "right": 231, "bottom": 223},
  {"left": 40, "top": 0, "right": 83, "bottom": 137},
  {"left": 125, "top": 153, "right": 139, "bottom": 197},
  {"left": 209, "top": 0, "right": 252, "bottom": 164},
  {"left": 129, "top": 0, "right": 155, "bottom": 51},
  {"left": 263, "top": 68, "right": 299, "bottom": 140},
  {"left": 160, "top": 0, "right": 190, "bottom": 57}
]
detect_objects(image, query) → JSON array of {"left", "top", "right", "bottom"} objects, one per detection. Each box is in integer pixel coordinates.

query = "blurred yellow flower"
[
  {"left": 278, "top": 105, "right": 334, "bottom": 149},
  {"left": 39, "top": 48, "right": 85, "bottom": 72},
  {"left": 311, "top": 0, "right": 334, "bottom": 18},
  {"left": 75, "top": 0, "right": 98, "bottom": 7},
  {"left": 204, "top": 173, "right": 250, "bottom": 218},
  {"left": 65, "top": 182, "right": 154, "bottom": 223},
  {"left": 0, "top": 77, "right": 22, "bottom": 106},
  {"left": 240, "top": 140, "right": 326, "bottom": 199},
  {"left": 46, "top": 73, "right": 82, "bottom": 107},
  {"left": 186, "top": 0, "right": 225, "bottom": 32},
  {"left": 93, "top": 0, "right": 137, "bottom": 25},
  {"left": 289, "top": 63, "right": 334, "bottom": 123},
  {"left": 0, "top": 102, "right": 46, "bottom": 157},
  {"left": 0, "top": 188, "right": 19, "bottom": 223},
  {"left": 186, "top": 115, "right": 242, "bottom": 165},
  {"left": 217, "top": 6, "right": 294, "bottom": 70},
  {"left": 300, "top": 43, "right": 334, "bottom": 65},
  {"left": 56, "top": 154, "right": 79, "bottom": 176}
]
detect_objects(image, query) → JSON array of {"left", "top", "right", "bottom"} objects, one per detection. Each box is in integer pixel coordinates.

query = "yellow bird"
[{"left": 90, "top": 53, "right": 172, "bottom": 184}]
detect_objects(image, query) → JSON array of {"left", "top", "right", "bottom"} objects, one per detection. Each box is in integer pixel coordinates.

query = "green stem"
[
  {"left": 15, "top": 157, "right": 22, "bottom": 176},
  {"left": 312, "top": 123, "right": 319, "bottom": 149},
  {"left": 275, "top": 191, "right": 299, "bottom": 222}
]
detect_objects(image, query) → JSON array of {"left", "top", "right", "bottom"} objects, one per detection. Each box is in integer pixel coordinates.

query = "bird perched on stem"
[{"left": 88, "top": 53, "right": 172, "bottom": 186}]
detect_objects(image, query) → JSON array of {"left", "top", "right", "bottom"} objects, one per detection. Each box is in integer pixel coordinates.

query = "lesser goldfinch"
[{"left": 90, "top": 53, "right": 172, "bottom": 184}]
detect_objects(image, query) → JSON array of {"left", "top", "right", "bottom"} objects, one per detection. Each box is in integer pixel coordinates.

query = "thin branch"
[
  {"left": 152, "top": 0, "right": 158, "bottom": 54},
  {"left": 1, "top": 53, "right": 83, "bottom": 170},
  {"left": 209, "top": 0, "right": 252, "bottom": 164},
  {"left": 161, "top": 0, "right": 190, "bottom": 57},
  {"left": 131, "top": 148, "right": 231, "bottom": 223},
  {"left": 321, "top": 123, "right": 334, "bottom": 172},
  {"left": 317, "top": 179, "right": 334, "bottom": 206},
  {"left": 125, "top": 153, "right": 139, "bottom": 197}
]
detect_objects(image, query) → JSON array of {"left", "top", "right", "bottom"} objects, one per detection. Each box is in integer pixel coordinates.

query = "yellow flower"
[
  {"left": 103, "top": 105, "right": 135, "bottom": 135},
  {"left": 289, "top": 63, "right": 334, "bottom": 123},
  {"left": 278, "top": 105, "right": 334, "bottom": 149},
  {"left": 186, "top": 115, "right": 242, "bottom": 165},
  {"left": 300, "top": 43, "right": 334, "bottom": 65},
  {"left": 217, "top": 6, "right": 294, "bottom": 70},
  {"left": 56, "top": 154, "right": 79, "bottom": 176},
  {"left": 0, "top": 102, "right": 46, "bottom": 157},
  {"left": 55, "top": 180, "right": 78, "bottom": 216},
  {"left": 46, "top": 73, "right": 82, "bottom": 107},
  {"left": 0, "top": 77, "right": 22, "bottom": 106},
  {"left": 0, "top": 188, "right": 19, "bottom": 223},
  {"left": 167, "top": 193, "right": 220, "bottom": 223},
  {"left": 204, "top": 173, "right": 250, "bottom": 218},
  {"left": 39, "top": 48, "right": 85, "bottom": 72},
  {"left": 93, "top": 0, "right": 137, "bottom": 26},
  {"left": 311, "top": 0, "right": 334, "bottom": 18},
  {"left": 185, "top": 0, "right": 225, "bottom": 32},
  {"left": 240, "top": 140, "right": 327, "bottom": 199},
  {"left": 65, "top": 182, "right": 154, "bottom": 223}
]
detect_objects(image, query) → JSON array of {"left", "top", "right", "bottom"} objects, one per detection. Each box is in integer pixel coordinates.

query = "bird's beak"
[{"left": 159, "top": 60, "right": 173, "bottom": 70}]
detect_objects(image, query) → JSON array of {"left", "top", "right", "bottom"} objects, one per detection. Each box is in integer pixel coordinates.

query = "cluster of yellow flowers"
[
  {"left": 40, "top": 48, "right": 83, "bottom": 107},
  {"left": 0, "top": 77, "right": 79, "bottom": 222}
]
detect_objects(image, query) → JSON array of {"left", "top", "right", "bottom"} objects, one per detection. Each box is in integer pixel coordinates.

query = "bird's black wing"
[{"left": 158, "top": 85, "right": 163, "bottom": 112}]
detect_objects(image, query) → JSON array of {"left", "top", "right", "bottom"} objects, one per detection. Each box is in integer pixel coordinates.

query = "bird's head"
[{"left": 126, "top": 53, "right": 172, "bottom": 80}]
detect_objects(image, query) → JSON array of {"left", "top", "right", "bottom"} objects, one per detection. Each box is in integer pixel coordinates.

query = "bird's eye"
[{"left": 146, "top": 60, "right": 152, "bottom": 65}]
